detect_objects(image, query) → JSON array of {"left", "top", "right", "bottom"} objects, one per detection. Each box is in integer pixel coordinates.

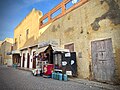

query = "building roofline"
[
  {"left": 19, "top": 44, "right": 38, "bottom": 51},
  {"left": 14, "top": 8, "right": 43, "bottom": 32}
]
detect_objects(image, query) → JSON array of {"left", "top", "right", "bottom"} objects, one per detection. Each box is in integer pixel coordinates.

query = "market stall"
[{"left": 32, "top": 45, "right": 77, "bottom": 80}]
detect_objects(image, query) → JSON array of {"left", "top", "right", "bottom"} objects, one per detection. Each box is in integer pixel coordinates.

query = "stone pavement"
[
  {"left": 17, "top": 67, "right": 33, "bottom": 72},
  {"left": 69, "top": 78, "right": 120, "bottom": 90},
  {"left": 15, "top": 66, "right": 120, "bottom": 90},
  {"left": 0, "top": 65, "right": 104, "bottom": 90}
]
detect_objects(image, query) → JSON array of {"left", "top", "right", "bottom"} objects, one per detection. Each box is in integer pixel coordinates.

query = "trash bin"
[{"left": 13, "top": 64, "right": 17, "bottom": 69}]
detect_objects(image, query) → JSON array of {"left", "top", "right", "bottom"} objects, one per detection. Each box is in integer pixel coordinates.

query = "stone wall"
[
  {"left": 0, "top": 38, "right": 13, "bottom": 65},
  {"left": 38, "top": 0, "right": 120, "bottom": 81},
  {"left": 14, "top": 8, "right": 42, "bottom": 50}
]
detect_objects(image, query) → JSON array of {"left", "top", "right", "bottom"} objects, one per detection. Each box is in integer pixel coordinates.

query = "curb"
[
  {"left": 17, "top": 67, "right": 32, "bottom": 72},
  {"left": 69, "top": 79, "right": 120, "bottom": 90}
]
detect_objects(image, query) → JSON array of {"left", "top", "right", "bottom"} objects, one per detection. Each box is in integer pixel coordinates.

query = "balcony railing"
[{"left": 39, "top": 0, "right": 88, "bottom": 29}]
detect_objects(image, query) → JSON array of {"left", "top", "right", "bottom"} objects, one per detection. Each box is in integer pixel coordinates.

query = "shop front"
[
  {"left": 34, "top": 44, "right": 77, "bottom": 77},
  {"left": 12, "top": 50, "right": 21, "bottom": 67}
]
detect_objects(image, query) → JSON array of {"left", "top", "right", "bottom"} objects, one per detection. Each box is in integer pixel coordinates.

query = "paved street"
[{"left": 0, "top": 65, "right": 116, "bottom": 90}]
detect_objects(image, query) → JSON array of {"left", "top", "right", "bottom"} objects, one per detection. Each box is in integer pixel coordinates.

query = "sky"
[{"left": 0, "top": 0, "right": 63, "bottom": 41}]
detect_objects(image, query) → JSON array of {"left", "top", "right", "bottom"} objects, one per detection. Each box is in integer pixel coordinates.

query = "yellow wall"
[
  {"left": 12, "top": 0, "right": 120, "bottom": 81},
  {"left": 38, "top": 0, "right": 120, "bottom": 80},
  {"left": 0, "top": 38, "right": 13, "bottom": 64},
  {"left": 14, "top": 8, "right": 42, "bottom": 50},
  {"left": 0, "top": 41, "right": 2, "bottom": 55}
]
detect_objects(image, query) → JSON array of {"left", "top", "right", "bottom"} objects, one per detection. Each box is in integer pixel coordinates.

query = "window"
[
  {"left": 65, "top": 0, "right": 79, "bottom": 10},
  {"left": 26, "top": 29, "right": 29, "bottom": 39},
  {"left": 42, "top": 17, "right": 48, "bottom": 24},
  {"left": 26, "top": 29, "right": 29, "bottom": 35},
  {"left": 65, "top": 1, "right": 74, "bottom": 10},
  {"left": 33, "top": 51, "right": 36, "bottom": 56},
  {"left": 51, "top": 8, "right": 62, "bottom": 19},
  {"left": 19, "top": 34, "right": 21, "bottom": 44},
  {"left": 64, "top": 43, "right": 74, "bottom": 52},
  {"left": 15, "top": 38, "right": 17, "bottom": 44}
]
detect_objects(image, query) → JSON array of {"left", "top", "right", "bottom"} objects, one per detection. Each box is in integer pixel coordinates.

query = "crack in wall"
[{"left": 91, "top": 0, "right": 120, "bottom": 31}]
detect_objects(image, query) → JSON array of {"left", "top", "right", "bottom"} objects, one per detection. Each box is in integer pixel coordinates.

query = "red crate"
[{"left": 44, "top": 64, "right": 54, "bottom": 75}]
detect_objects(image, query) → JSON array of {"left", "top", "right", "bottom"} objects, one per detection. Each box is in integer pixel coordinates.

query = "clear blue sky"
[{"left": 0, "top": 0, "right": 63, "bottom": 41}]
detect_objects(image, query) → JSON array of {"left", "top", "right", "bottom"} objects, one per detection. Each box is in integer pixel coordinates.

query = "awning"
[
  {"left": 52, "top": 46, "right": 69, "bottom": 52},
  {"left": 19, "top": 44, "right": 38, "bottom": 51},
  {"left": 36, "top": 46, "right": 69, "bottom": 54},
  {"left": 37, "top": 46, "right": 48, "bottom": 54},
  {"left": 12, "top": 50, "right": 20, "bottom": 54},
  {"left": 6, "top": 52, "right": 12, "bottom": 55}
]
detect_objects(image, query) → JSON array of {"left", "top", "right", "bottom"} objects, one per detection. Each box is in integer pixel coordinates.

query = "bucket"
[
  {"left": 59, "top": 73, "right": 63, "bottom": 81},
  {"left": 54, "top": 72, "right": 57, "bottom": 79},
  {"left": 13, "top": 64, "right": 17, "bottom": 69},
  {"left": 63, "top": 74, "right": 68, "bottom": 81},
  {"left": 56, "top": 72, "right": 59, "bottom": 80},
  {"left": 52, "top": 72, "right": 55, "bottom": 79}
]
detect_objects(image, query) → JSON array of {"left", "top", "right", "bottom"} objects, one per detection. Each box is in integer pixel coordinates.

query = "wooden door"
[
  {"left": 27, "top": 53, "right": 30, "bottom": 68},
  {"left": 91, "top": 38, "right": 115, "bottom": 82}
]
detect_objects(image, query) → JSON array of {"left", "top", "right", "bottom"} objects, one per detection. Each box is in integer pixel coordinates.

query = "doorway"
[
  {"left": 91, "top": 38, "right": 115, "bottom": 82},
  {"left": 32, "top": 51, "right": 36, "bottom": 69},
  {"left": 27, "top": 53, "right": 30, "bottom": 68},
  {"left": 22, "top": 53, "right": 25, "bottom": 67}
]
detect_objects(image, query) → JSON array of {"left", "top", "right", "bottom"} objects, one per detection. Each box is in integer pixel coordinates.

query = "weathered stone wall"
[
  {"left": 14, "top": 8, "right": 42, "bottom": 49},
  {"left": 0, "top": 38, "right": 13, "bottom": 65},
  {"left": 38, "top": 0, "right": 120, "bottom": 81}
]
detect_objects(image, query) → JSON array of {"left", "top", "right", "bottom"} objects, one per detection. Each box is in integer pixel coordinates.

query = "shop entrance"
[
  {"left": 13, "top": 54, "right": 21, "bottom": 67},
  {"left": 32, "top": 51, "right": 36, "bottom": 69},
  {"left": 37, "top": 45, "right": 53, "bottom": 64}
]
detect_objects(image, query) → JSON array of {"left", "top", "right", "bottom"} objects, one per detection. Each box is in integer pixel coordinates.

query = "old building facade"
[
  {"left": 0, "top": 41, "right": 3, "bottom": 64},
  {"left": 13, "top": 8, "right": 42, "bottom": 68},
  {"left": 13, "top": 0, "right": 120, "bottom": 83},
  {"left": 0, "top": 38, "right": 13, "bottom": 66},
  {"left": 37, "top": 0, "right": 120, "bottom": 83}
]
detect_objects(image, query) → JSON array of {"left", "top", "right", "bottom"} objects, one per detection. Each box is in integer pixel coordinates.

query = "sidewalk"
[
  {"left": 7, "top": 65, "right": 33, "bottom": 72},
  {"left": 69, "top": 78, "right": 120, "bottom": 90},
  {"left": 12, "top": 66, "right": 120, "bottom": 90},
  {"left": 17, "top": 67, "right": 33, "bottom": 72}
]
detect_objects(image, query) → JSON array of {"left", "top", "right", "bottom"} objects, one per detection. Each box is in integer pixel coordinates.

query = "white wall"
[
  {"left": 21, "top": 49, "right": 28, "bottom": 68},
  {"left": 7, "top": 58, "right": 13, "bottom": 66},
  {"left": 21, "top": 46, "right": 37, "bottom": 68},
  {"left": 30, "top": 47, "right": 37, "bottom": 68}
]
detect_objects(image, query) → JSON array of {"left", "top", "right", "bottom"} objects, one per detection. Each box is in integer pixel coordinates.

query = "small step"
[{"left": 43, "top": 75, "right": 51, "bottom": 78}]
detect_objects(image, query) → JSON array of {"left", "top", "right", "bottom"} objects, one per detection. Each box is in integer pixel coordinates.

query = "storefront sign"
[
  {"left": 62, "top": 61, "right": 67, "bottom": 66},
  {"left": 6, "top": 52, "right": 12, "bottom": 55},
  {"left": 66, "top": 71, "right": 72, "bottom": 75},
  {"left": 38, "top": 39, "right": 60, "bottom": 48},
  {"left": 65, "top": 53, "right": 71, "bottom": 57},
  {"left": 38, "top": 42, "right": 49, "bottom": 48},
  {"left": 50, "top": 40, "right": 59, "bottom": 46},
  {"left": 71, "top": 60, "right": 74, "bottom": 65}
]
